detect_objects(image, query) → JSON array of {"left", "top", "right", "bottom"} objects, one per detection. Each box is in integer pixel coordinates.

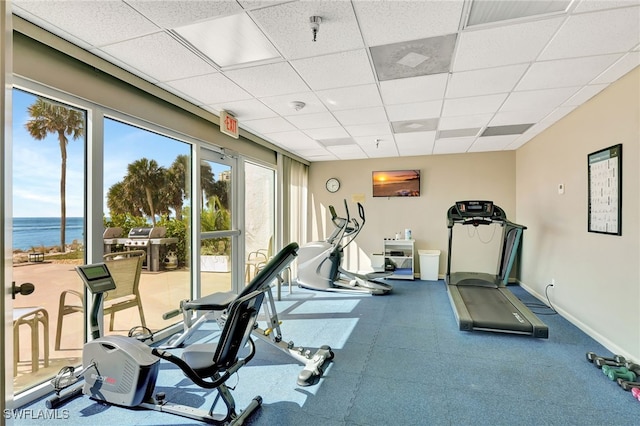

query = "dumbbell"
[
  {"left": 617, "top": 378, "right": 640, "bottom": 391},
  {"left": 605, "top": 366, "right": 636, "bottom": 382},
  {"left": 586, "top": 352, "right": 625, "bottom": 368},
  {"left": 631, "top": 387, "right": 640, "bottom": 401}
]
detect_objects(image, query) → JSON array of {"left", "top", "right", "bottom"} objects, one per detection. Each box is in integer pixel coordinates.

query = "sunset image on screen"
[{"left": 372, "top": 170, "right": 420, "bottom": 197}]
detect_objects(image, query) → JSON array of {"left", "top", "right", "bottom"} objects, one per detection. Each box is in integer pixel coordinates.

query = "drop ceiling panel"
[
  {"left": 333, "top": 107, "right": 388, "bottom": 127},
  {"left": 291, "top": 50, "right": 376, "bottom": 90},
  {"left": 446, "top": 64, "right": 529, "bottom": 98},
  {"left": 99, "top": 33, "right": 216, "bottom": 82},
  {"left": 286, "top": 112, "right": 341, "bottom": 130},
  {"left": 304, "top": 126, "right": 350, "bottom": 140},
  {"left": 516, "top": 54, "right": 622, "bottom": 91},
  {"left": 243, "top": 117, "right": 296, "bottom": 134},
  {"left": 258, "top": 92, "right": 328, "bottom": 116},
  {"left": 163, "top": 73, "right": 252, "bottom": 105},
  {"left": 13, "top": 1, "right": 159, "bottom": 47},
  {"left": 438, "top": 113, "right": 494, "bottom": 130},
  {"left": 538, "top": 6, "right": 640, "bottom": 60},
  {"left": 127, "top": 0, "right": 243, "bottom": 29},
  {"left": 250, "top": 1, "right": 363, "bottom": 60},
  {"left": 345, "top": 123, "right": 392, "bottom": 137},
  {"left": 433, "top": 137, "right": 476, "bottom": 155},
  {"left": 226, "top": 62, "right": 310, "bottom": 98},
  {"left": 395, "top": 131, "right": 436, "bottom": 156},
  {"left": 489, "top": 109, "right": 554, "bottom": 127},
  {"left": 385, "top": 100, "right": 443, "bottom": 122},
  {"left": 469, "top": 135, "right": 520, "bottom": 152},
  {"left": 317, "top": 85, "right": 383, "bottom": 111},
  {"left": 442, "top": 93, "right": 508, "bottom": 117},
  {"left": 353, "top": 1, "right": 464, "bottom": 46},
  {"left": 209, "top": 99, "right": 278, "bottom": 121},
  {"left": 501, "top": 87, "right": 580, "bottom": 112},
  {"left": 263, "top": 130, "right": 322, "bottom": 151},
  {"left": 591, "top": 51, "right": 640, "bottom": 84},
  {"left": 453, "top": 17, "right": 564, "bottom": 71},
  {"left": 380, "top": 74, "right": 449, "bottom": 105},
  {"left": 562, "top": 84, "right": 608, "bottom": 106}
]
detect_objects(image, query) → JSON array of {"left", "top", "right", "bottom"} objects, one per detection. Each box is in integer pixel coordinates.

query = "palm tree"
[
  {"left": 25, "top": 98, "right": 84, "bottom": 252},
  {"left": 124, "top": 158, "right": 166, "bottom": 225}
]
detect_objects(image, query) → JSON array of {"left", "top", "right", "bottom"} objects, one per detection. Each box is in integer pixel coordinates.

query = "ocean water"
[{"left": 13, "top": 217, "right": 84, "bottom": 251}]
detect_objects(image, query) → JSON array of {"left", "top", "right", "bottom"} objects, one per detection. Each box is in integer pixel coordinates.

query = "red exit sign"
[{"left": 220, "top": 110, "right": 239, "bottom": 139}]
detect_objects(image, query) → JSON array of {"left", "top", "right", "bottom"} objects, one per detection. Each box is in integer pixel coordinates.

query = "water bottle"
[{"left": 405, "top": 229, "right": 411, "bottom": 240}]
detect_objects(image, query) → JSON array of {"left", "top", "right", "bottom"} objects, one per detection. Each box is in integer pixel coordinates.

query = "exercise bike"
[
  {"left": 294, "top": 199, "right": 392, "bottom": 295},
  {"left": 47, "top": 243, "right": 302, "bottom": 425}
]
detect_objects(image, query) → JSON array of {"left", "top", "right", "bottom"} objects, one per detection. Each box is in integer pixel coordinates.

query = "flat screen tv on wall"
[{"left": 372, "top": 170, "right": 420, "bottom": 197}]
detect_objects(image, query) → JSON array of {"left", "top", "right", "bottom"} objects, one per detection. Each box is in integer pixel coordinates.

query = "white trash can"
[{"left": 419, "top": 250, "right": 440, "bottom": 281}]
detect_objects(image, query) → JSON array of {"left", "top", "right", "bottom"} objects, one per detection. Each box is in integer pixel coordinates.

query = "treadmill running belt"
[{"left": 458, "top": 286, "right": 532, "bottom": 333}]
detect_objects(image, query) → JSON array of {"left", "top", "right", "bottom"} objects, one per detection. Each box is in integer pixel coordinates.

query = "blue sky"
[{"left": 12, "top": 89, "right": 226, "bottom": 218}]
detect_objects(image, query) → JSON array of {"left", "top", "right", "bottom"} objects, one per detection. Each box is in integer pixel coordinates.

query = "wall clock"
[{"left": 325, "top": 178, "right": 340, "bottom": 193}]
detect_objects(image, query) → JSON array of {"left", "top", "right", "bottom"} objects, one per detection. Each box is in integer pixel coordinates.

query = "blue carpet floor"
[{"left": 18, "top": 280, "right": 640, "bottom": 425}]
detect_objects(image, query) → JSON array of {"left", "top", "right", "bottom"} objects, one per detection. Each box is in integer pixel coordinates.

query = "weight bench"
[{"left": 161, "top": 242, "right": 334, "bottom": 386}]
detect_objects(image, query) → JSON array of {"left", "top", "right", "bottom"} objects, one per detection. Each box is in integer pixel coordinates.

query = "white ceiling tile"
[
  {"left": 304, "top": 126, "right": 350, "bottom": 140},
  {"left": 346, "top": 123, "right": 392, "bottom": 137},
  {"left": 250, "top": 1, "right": 363, "bottom": 60},
  {"left": 380, "top": 74, "right": 449, "bottom": 105},
  {"left": 489, "top": 109, "right": 554, "bottom": 127},
  {"left": 263, "top": 130, "right": 322, "bottom": 150},
  {"left": 591, "top": 51, "right": 640, "bottom": 84},
  {"left": 208, "top": 99, "right": 277, "bottom": 121},
  {"left": 164, "top": 73, "right": 252, "bottom": 104},
  {"left": 326, "top": 144, "right": 366, "bottom": 158},
  {"left": 317, "top": 84, "right": 383, "bottom": 111},
  {"left": 469, "top": 135, "right": 520, "bottom": 152},
  {"left": 501, "top": 87, "right": 580, "bottom": 112},
  {"left": 538, "top": 6, "right": 640, "bottom": 60},
  {"left": 243, "top": 117, "right": 296, "bottom": 134},
  {"left": 572, "top": 1, "right": 640, "bottom": 14},
  {"left": 286, "top": 112, "right": 341, "bottom": 130},
  {"left": 516, "top": 54, "right": 622, "bottom": 90},
  {"left": 291, "top": 50, "right": 376, "bottom": 90},
  {"left": 353, "top": 133, "right": 396, "bottom": 150},
  {"left": 562, "top": 84, "right": 608, "bottom": 106},
  {"left": 334, "top": 107, "right": 388, "bottom": 126},
  {"left": 446, "top": 64, "right": 529, "bottom": 98},
  {"left": 442, "top": 93, "right": 508, "bottom": 117},
  {"left": 433, "top": 137, "right": 476, "bottom": 154},
  {"left": 226, "top": 62, "right": 310, "bottom": 98},
  {"left": 259, "top": 92, "right": 328, "bottom": 116},
  {"left": 13, "top": 1, "right": 160, "bottom": 46},
  {"left": 99, "top": 32, "right": 216, "bottom": 82},
  {"left": 506, "top": 134, "right": 535, "bottom": 150},
  {"left": 454, "top": 17, "right": 564, "bottom": 71},
  {"left": 394, "top": 131, "right": 436, "bottom": 156},
  {"left": 538, "top": 105, "right": 578, "bottom": 127},
  {"left": 127, "top": 1, "right": 243, "bottom": 29},
  {"left": 353, "top": 1, "right": 463, "bottom": 46},
  {"left": 385, "top": 100, "right": 443, "bottom": 121},
  {"left": 438, "top": 113, "right": 494, "bottom": 130}
]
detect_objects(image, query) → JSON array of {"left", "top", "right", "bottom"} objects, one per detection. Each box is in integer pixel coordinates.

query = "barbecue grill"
[{"left": 124, "top": 227, "right": 178, "bottom": 271}]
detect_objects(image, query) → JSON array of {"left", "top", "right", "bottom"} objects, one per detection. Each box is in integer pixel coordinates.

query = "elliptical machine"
[{"left": 294, "top": 200, "right": 392, "bottom": 295}]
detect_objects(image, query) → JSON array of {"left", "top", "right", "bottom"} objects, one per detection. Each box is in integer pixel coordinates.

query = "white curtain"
[{"left": 281, "top": 155, "right": 308, "bottom": 252}]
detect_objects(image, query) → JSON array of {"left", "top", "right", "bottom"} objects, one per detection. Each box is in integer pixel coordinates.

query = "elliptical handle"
[{"left": 357, "top": 202, "right": 365, "bottom": 224}]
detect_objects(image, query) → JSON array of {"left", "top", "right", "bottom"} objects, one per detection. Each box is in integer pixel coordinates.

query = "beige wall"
[
  {"left": 516, "top": 67, "right": 639, "bottom": 360},
  {"left": 308, "top": 151, "right": 516, "bottom": 278}
]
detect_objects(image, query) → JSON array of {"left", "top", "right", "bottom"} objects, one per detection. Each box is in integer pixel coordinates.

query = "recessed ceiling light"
[
  {"left": 173, "top": 13, "right": 281, "bottom": 68},
  {"left": 466, "top": 0, "right": 572, "bottom": 27},
  {"left": 397, "top": 52, "right": 430, "bottom": 68}
]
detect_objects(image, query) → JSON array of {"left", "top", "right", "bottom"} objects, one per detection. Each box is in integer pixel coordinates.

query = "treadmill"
[{"left": 445, "top": 201, "right": 548, "bottom": 339}]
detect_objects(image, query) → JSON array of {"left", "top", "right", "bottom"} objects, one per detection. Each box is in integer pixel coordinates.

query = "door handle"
[{"left": 12, "top": 281, "right": 35, "bottom": 299}]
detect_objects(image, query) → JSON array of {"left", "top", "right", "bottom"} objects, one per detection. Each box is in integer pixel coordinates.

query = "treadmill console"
[
  {"left": 447, "top": 200, "right": 506, "bottom": 227},
  {"left": 455, "top": 200, "right": 494, "bottom": 217}
]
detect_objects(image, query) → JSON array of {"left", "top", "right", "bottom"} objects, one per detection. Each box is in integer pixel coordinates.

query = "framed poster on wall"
[{"left": 587, "top": 144, "right": 622, "bottom": 235}]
